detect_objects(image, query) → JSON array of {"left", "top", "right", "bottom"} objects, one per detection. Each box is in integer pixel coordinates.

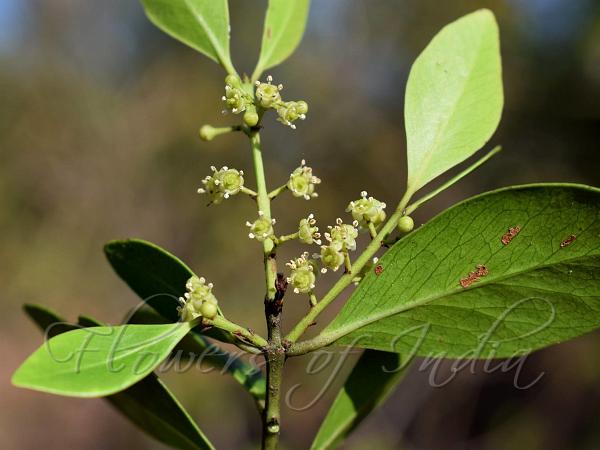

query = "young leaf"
[
  {"left": 311, "top": 350, "right": 410, "bottom": 450},
  {"left": 323, "top": 184, "right": 600, "bottom": 359},
  {"left": 252, "top": 0, "right": 311, "bottom": 80},
  {"left": 104, "top": 239, "right": 232, "bottom": 344},
  {"left": 12, "top": 322, "right": 194, "bottom": 397},
  {"left": 23, "top": 305, "right": 214, "bottom": 450},
  {"left": 405, "top": 9, "right": 503, "bottom": 195},
  {"left": 140, "top": 0, "right": 236, "bottom": 74}
]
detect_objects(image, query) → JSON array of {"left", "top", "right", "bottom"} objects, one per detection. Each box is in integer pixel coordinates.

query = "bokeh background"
[{"left": 1, "top": 0, "right": 600, "bottom": 449}]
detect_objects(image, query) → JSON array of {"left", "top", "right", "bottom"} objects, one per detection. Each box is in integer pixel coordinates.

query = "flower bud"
[
  {"left": 286, "top": 253, "right": 317, "bottom": 294},
  {"left": 199, "top": 301, "right": 218, "bottom": 320},
  {"left": 298, "top": 214, "right": 321, "bottom": 245},
  {"left": 287, "top": 160, "right": 321, "bottom": 200},
  {"left": 246, "top": 212, "right": 276, "bottom": 242},
  {"left": 199, "top": 125, "right": 217, "bottom": 141},
  {"left": 346, "top": 191, "right": 387, "bottom": 227},
  {"left": 243, "top": 105, "right": 259, "bottom": 127},
  {"left": 397, "top": 215, "right": 414, "bottom": 233}
]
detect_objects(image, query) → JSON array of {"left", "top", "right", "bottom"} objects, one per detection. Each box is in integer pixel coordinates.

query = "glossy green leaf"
[
  {"left": 13, "top": 321, "right": 194, "bottom": 397},
  {"left": 104, "top": 239, "right": 231, "bottom": 344},
  {"left": 252, "top": 0, "right": 311, "bottom": 80},
  {"left": 325, "top": 184, "right": 600, "bottom": 359},
  {"left": 140, "top": 0, "right": 235, "bottom": 74},
  {"left": 405, "top": 9, "right": 503, "bottom": 194},
  {"left": 311, "top": 350, "right": 410, "bottom": 450},
  {"left": 23, "top": 305, "right": 214, "bottom": 450}
]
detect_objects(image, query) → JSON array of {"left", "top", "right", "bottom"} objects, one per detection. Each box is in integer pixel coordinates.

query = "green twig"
[{"left": 268, "top": 184, "right": 288, "bottom": 200}]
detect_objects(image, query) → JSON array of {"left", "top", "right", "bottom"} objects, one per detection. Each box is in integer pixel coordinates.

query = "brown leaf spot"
[
  {"left": 560, "top": 234, "right": 576, "bottom": 248},
  {"left": 374, "top": 265, "right": 384, "bottom": 275},
  {"left": 501, "top": 226, "right": 521, "bottom": 245}
]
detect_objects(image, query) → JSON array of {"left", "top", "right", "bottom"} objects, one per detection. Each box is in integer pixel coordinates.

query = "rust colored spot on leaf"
[
  {"left": 560, "top": 234, "right": 576, "bottom": 248},
  {"left": 374, "top": 265, "right": 384, "bottom": 275},
  {"left": 501, "top": 226, "right": 521, "bottom": 245},
  {"left": 460, "top": 264, "right": 489, "bottom": 288},
  {"left": 266, "top": 27, "right": 272, "bottom": 39}
]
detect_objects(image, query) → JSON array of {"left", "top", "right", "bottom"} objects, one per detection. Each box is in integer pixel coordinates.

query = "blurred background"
[{"left": 1, "top": 0, "right": 600, "bottom": 449}]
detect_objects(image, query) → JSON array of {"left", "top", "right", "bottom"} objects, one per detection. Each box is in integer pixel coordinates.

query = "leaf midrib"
[{"left": 184, "top": 0, "right": 228, "bottom": 66}]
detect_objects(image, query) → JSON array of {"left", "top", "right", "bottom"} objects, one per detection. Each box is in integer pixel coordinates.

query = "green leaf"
[
  {"left": 311, "top": 350, "right": 410, "bottom": 450},
  {"left": 23, "top": 304, "right": 77, "bottom": 337},
  {"left": 127, "top": 306, "right": 266, "bottom": 401},
  {"left": 324, "top": 184, "right": 600, "bottom": 359},
  {"left": 405, "top": 9, "right": 503, "bottom": 194},
  {"left": 252, "top": 0, "right": 311, "bottom": 80},
  {"left": 104, "top": 239, "right": 231, "bottom": 344},
  {"left": 140, "top": 0, "right": 235, "bottom": 74},
  {"left": 22, "top": 305, "right": 214, "bottom": 450},
  {"left": 12, "top": 321, "right": 194, "bottom": 397}
]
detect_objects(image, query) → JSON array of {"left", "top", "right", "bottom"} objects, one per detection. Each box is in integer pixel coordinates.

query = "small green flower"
[
  {"left": 255, "top": 75, "right": 283, "bottom": 109},
  {"left": 277, "top": 100, "right": 308, "bottom": 129},
  {"left": 287, "top": 160, "right": 321, "bottom": 200},
  {"left": 318, "top": 245, "right": 345, "bottom": 273},
  {"left": 246, "top": 211, "right": 276, "bottom": 242},
  {"left": 346, "top": 191, "right": 387, "bottom": 227},
  {"left": 286, "top": 252, "right": 317, "bottom": 294},
  {"left": 198, "top": 166, "right": 245, "bottom": 204},
  {"left": 326, "top": 218, "right": 359, "bottom": 251},
  {"left": 177, "top": 276, "right": 219, "bottom": 322},
  {"left": 222, "top": 75, "right": 251, "bottom": 114},
  {"left": 298, "top": 214, "right": 321, "bottom": 245}
]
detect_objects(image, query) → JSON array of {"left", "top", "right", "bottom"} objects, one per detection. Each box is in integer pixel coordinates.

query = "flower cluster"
[
  {"left": 346, "top": 191, "right": 387, "bottom": 228},
  {"left": 288, "top": 160, "right": 321, "bottom": 200},
  {"left": 286, "top": 252, "right": 317, "bottom": 294},
  {"left": 255, "top": 76, "right": 308, "bottom": 129},
  {"left": 197, "top": 166, "right": 245, "bottom": 205},
  {"left": 318, "top": 219, "right": 359, "bottom": 273},
  {"left": 247, "top": 211, "right": 276, "bottom": 242},
  {"left": 177, "top": 276, "right": 219, "bottom": 321}
]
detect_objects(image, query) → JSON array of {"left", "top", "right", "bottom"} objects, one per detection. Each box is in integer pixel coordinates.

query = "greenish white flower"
[
  {"left": 325, "top": 218, "right": 359, "bottom": 251},
  {"left": 246, "top": 211, "right": 276, "bottom": 242},
  {"left": 318, "top": 245, "right": 345, "bottom": 273},
  {"left": 298, "top": 213, "right": 321, "bottom": 245},
  {"left": 287, "top": 160, "right": 321, "bottom": 200},
  {"left": 277, "top": 100, "right": 308, "bottom": 129},
  {"left": 198, "top": 166, "right": 245, "bottom": 204},
  {"left": 255, "top": 75, "right": 283, "bottom": 109},
  {"left": 346, "top": 191, "right": 387, "bottom": 227},
  {"left": 177, "top": 276, "right": 219, "bottom": 321},
  {"left": 286, "top": 252, "right": 317, "bottom": 294},
  {"left": 222, "top": 74, "right": 251, "bottom": 114}
]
